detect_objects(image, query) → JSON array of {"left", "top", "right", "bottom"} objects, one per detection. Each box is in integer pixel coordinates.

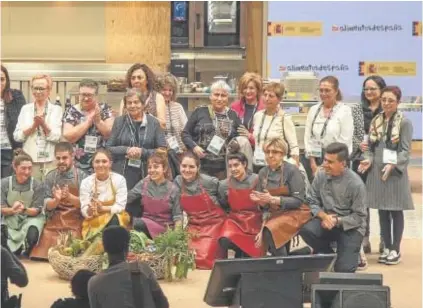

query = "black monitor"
[{"left": 204, "top": 254, "right": 336, "bottom": 308}]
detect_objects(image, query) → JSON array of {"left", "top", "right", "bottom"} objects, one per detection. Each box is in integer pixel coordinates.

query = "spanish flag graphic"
[
  {"left": 412, "top": 21, "right": 422, "bottom": 36},
  {"left": 359, "top": 61, "right": 416, "bottom": 77},
  {"left": 267, "top": 22, "right": 322, "bottom": 37}
]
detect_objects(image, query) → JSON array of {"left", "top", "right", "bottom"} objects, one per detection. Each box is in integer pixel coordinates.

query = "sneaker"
[
  {"left": 289, "top": 235, "right": 313, "bottom": 255},
  {"left": 357, "top": 248, "right": 368, "bottom": 271},
  {"left": 386, "top": 250, "right": 401, "bottom": 265},
  {"left": 378, "top": 249, "right": 390, "bottom": 264},
  {"left": 362, "top": 236, "right": 371, "bottom": 254}
]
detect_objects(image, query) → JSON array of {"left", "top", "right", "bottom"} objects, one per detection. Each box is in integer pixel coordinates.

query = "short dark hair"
[
  {"left": 325, "top": 142, "right": 349, "bottom": 162},
  {"left": 54, "top": 142, "right": 74, "bottom": 155},
  {"left": 79, "top": 79, "right": 99, "bottom": 94},
  {"left": 227, "top": 152, "right": 249, "bottom": 167},
  {"left": 381, "top": 85, "right": 402, "bottom": 102},
  {"left": 102, "top": 226, "right": 130, "bottom": 255},
  {"left": 71, "top": 269, "right": 95, "bottom": 300}
]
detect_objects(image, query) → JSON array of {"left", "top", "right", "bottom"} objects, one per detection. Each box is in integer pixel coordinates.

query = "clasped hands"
[
  {"left": 86, "top": 199, "right": 104, "bottom": 218},
  {"left": 250, "top": 190, "right": 280, "bottom": 210},
  {"left": 126, "top": 147, "right": 142, "bottom": 159}
]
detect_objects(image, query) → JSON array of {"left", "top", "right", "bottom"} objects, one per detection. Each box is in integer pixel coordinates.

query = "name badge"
[
  {"left": 383, "top": 148, "right": 397, "bottom": 164},
  {"left": 207, "top": 135, "right": 225, "bottom": 155},
  {"left": 36, "top": 137, "right": 49, "bottom": 159},
  {"left": 128, "top": 159, "right": 142, "bottom": 168},
  {"left": 253, "top": 148, "right": 266, "bottom": 166},
  {"left": 309, "top": 139, "right": 322, "bottom": 158},
  {"left": 167, "top": 136, "right": 180, "bottom": 152},
  {"left": 84, "top": 136, "right": 98, "bottom": 154}
]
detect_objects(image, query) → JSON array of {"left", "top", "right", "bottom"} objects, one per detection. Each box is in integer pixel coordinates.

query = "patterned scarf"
[{"left": 369, "top": 110, "right": 403, "bottom": 144}]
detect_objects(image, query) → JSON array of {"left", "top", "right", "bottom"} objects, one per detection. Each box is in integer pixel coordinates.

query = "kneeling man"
[{"left": 297, "top": 142, "right": 367, "bottom": 273}]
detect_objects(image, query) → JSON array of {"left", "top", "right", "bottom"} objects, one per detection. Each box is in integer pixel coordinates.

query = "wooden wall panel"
[
  {"left": 245, "top": 1, "right": 264, "bottom": 75},
  {"left": 105, "top": 1, "right": 171, "bottom": 72}
]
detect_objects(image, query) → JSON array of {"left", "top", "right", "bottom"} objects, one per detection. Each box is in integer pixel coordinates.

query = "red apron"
[
  {"left": 30, "top": 168, "right": 82, "bottom": 259},
  {"left": 219, "top": 178, "right": 263, "bottom": 257},
  {"left": 141, "top": 179, "right": 174, "bottom": 238},
  {"left": 180, "top": 182, "right": 226, "bottom": 270}
]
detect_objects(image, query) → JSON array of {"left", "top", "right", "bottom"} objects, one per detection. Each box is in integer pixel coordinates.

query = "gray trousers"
[{"left": 299, "top": 218, "right": 363, "bottom": 273}]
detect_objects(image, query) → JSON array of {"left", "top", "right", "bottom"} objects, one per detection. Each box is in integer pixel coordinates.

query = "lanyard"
[
  {"left": 257, "top": 110, "right": 278, "bottom": 146},
  {"left": 242, "top": 100, "right": 258, "bottom": 130},
  {"left": 311, "top": 103, "right": 335, "bottom": 138},
  {"left": 34, "top": 102, "right": 48, "bottom": 137},
  {"left": 208, "top": 105, "right": 229, "bottom": 136},
  {"left": 127, "top": 114, "right": 148, "bottom": 148}
]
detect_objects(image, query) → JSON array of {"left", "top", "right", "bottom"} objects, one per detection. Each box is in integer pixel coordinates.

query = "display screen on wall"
[{"left": 266, "top": 1, "right": 422, "bottom": 97}]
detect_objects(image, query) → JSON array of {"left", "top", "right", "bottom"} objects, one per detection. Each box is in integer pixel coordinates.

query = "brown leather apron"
[
  {"left": 30, "top": 168, "right": 83, "bottom": 259},
  {"left": 263, "top": 168, "right": 311, "bottom": 249}
]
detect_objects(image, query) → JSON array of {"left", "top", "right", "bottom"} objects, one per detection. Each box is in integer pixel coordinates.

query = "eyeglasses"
[
  {"left": 32, "top": 87, "right": 47, "bottom": 92},
  {"left": 363, "top": 87, "right": 379, "bottom": 92},
  {"left": 79, "top": 93, "right": 95, "bottom": 99},
  {"left": 381, "top": 98, "right": 397, "bottom": 104}
]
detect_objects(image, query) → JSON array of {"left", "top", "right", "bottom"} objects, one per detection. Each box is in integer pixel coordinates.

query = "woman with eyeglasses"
[
  {"left": 182, "top": 80, "right": 241, "bottom": 180},
  {"left": 119, "top": 63, "right": 166, "bottom": 129},
  {"left": 14, "top": 74, "right": 62, "bottom": 180},
  {"left": 63, "top": 79, "right": 115, "bottom": 174},
  {"left": 358, "top": 86, "right": 413, "bottom": 266},
  {"left": 1, "top": 65, "right": 27, "bottom": 178},
  {"left": 304, "top": 76, "right": 354, "bottom": 182},
  {"left": 250, "top": 138, "right": 310, "bottom": 256},
  {"left": 106, "top": 89, "right": 166, "bottom": 218}
]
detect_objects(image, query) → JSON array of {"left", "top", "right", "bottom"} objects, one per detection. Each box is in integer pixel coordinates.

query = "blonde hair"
[
  {"left": 263, "top": 82, "right": 285, "bottom": 100},
  {"left": 238, "top": 72, "right": 262, "bottom": 100},
  {"left": 263, "top": 137, "right": 288, "bottom": 155},
  {"left": 156, "top": 73, "right": 178, "bottom": 101},
  {"left": 31, "top": 74, "right": 52, "bottom": 90}
]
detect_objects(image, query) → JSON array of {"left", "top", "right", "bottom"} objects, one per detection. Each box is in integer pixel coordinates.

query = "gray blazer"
[{"left": 106, "top": 114, "right": 166, "bottom": 188}]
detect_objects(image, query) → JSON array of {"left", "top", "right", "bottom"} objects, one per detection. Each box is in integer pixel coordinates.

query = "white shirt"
[
  {"left": 253, "top": 109, "right": 299, "bottom": 156},
  {"left": 304, "top": 102, "right": 353, "bottom": 155},
  {"left": 80, "top": 172, "right": 127, "bottom": 218},
  {"left": 13, "top": 102, "right": 63, "bottom": 163}
]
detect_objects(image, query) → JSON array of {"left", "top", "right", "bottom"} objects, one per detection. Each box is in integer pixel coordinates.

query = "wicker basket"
[
  {"left": 134, "top": 252, "right": 167, "bottom": 280},
  {"left": 48, "top": 247, "right": 104, "bottom": 281}
]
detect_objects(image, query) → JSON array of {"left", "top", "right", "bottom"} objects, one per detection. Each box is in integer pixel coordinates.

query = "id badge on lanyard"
[
  {"left": 383, "top": 148, "right": 397, "bottom": 164},
  {"left": 167, "top": 136, "right": 180, "bottom": 152},
  {"left": 84, "top": 135, "right": 98, "bottom": 153},
  {"left": 309, "top": 138, "right": 323, "bottom": 158},
  {"left": 36, "top": 136, "right": 49, "bottom": 159},
  {"left": 128, "top": 159, "right": 142, "bottom": 168},
  {"left": 253, "top": 148, "right": 266, "bottom": 166},
  {"left": 207, "top": 135, "right": 225, "bottom": 155}
]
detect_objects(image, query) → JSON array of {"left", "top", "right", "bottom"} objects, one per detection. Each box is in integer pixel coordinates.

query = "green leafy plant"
[{"left": 153, "top": 227, "right": 196, "bottom": 281}]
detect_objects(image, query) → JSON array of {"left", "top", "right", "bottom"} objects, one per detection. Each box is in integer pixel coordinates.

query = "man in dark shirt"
[{"left": 88, "top": 226, "right": 169, "bottom": 308}]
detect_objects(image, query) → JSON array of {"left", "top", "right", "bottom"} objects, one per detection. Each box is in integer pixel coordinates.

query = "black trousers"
[
  {"left": 218, "top": 237, "right": 249, "bottom": 259},
  {"left": 379, "top": 210, "right": 404, "bottom": 252},
  {"left": 15, "top": 226, "right": 39, "bottom": 255},
  {"left": 133, "top": 218, "right": 152, "bottom": 239},
  {"left": 299, "top": 218, "right": 363, "bottom": 273},
  {"left": 263, "top": 228, "right": 288, "bottom": 256}
]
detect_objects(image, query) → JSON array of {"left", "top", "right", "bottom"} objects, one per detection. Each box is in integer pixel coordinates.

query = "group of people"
[{"left": 0, "top": 63, "right": 414, "bottom": 281}]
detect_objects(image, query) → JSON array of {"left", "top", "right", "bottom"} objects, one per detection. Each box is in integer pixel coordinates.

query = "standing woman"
[
  {"left": 1, "top": 65, "right": 26, "bottom": 178},
  {"left": 127, "top": 152, "right": 183, "bottom": 239},
  {"left": 79, "top": 149, "right": 130, "bottom": 239},
  {"left": 230, "top": 72, "right": 265, "bottom": 171},
  {"left": 304, "top": 76, "right": 353, "bottom": 181},
  {"left": 252, "top": 82, "right": 299, "bottom": 171},
  {"left": 119, "top": 63, "right": 166, "bottom": 129},
  {"left": 250, "top": 138, "right": 310, "bottom": 256},
  {"left": 218, "top": 152, "right": 263, "bottom": 258},
  {"left": 358, "top": 86, "right": 413, "bottom": 266},
  {"left": 14, "top": 74, "right": 63, "bottom": 180},
  {"left": 182, "top": 80, "right": 241, "bottom": 179},
  {"left": 106, "top": 88, "right": 166, "bottom": 197},
  {"left": 174, "top": 152, "right": 227, "bottom": 269}
]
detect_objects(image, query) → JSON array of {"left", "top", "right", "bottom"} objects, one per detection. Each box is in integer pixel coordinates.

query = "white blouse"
[
  {"left": 304, "top": 102, "right": 353, "bottom": 155},
  {"left": 253, "top": 109, "right": 299, "bottom": 156},
  {"left": 13, "top": 102, "right": 63, "bottom": 163},
  {"left": 80, "top": 172, "right": 127, "bottom": 218}
]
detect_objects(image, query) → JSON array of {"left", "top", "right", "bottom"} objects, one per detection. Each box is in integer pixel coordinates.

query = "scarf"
[{"left": 369, "top": 110, "right": 403, "bottom": 144}]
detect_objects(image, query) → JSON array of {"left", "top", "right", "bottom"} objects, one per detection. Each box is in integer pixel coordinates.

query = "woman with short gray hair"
[{"left": 182, "top": 80, "right": 241, "bottom": 179}]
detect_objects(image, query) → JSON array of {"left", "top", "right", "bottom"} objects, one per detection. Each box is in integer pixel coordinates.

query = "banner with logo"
[{"left": 266, "top": 1, "right": 422, "bottom": 97}]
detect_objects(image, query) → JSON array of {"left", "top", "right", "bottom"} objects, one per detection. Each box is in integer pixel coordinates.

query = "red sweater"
[{"left": 230, "top": 98, "right": 265, "bottom": 146}]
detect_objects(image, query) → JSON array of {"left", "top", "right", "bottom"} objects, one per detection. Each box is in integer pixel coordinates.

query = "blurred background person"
[
  {"left": 63, "top": 79, "right": 114, "bottom": 174},
  {"left": 182, "top": 80, "right": 241, "bottom": 179},
  {"left": 358, "top": 86, "right": 414, "bottom": 266},
  {"left": 13, "top": 74, "right": 62, "bottom": 180},
  {"left": 1, "top": 65, "right": 26, "bottom": 179},
  {"left": 119, "top": 63, "right": 166, "bottom": 129}
]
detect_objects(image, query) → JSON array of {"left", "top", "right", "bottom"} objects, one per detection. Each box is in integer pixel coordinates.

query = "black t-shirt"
[{"left": 243, "top": 103, "right": 256, "bottom": 130}]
